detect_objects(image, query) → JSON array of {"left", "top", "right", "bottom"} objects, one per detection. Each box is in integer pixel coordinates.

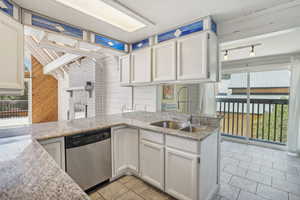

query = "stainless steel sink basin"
[
  {"left": 180, "top": 126, "right": 208, "bottom": 133},
  {"left": 150, "top": 120, "right": 208, "bottom": 133},
  {"left": 150, "top": 120, "right": 187, "bottom": 130}
]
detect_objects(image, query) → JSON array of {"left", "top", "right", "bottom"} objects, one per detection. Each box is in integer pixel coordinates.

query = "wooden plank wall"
[{"left": 31, "top": 56, "right": 58, "bottom": 123}]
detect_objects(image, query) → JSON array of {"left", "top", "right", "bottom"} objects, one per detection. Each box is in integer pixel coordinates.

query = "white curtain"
[
  {"left": 199, "top": 83, "right": 217, "bottom": 115},
  {"left": 287, "top": 56, "right": 300, "bottom": 154}
]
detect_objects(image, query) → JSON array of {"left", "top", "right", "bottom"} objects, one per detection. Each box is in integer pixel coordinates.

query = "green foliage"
[
  {"left": 0, "top": 82, "right": 28, "bottom": 100},
  {"left": 253, "top": 104, "right": 289, "bottom": 144}
]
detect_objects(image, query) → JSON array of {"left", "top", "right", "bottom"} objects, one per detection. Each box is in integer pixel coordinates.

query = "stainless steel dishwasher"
[{"left": 65, "top": 128, "right": 111, "bottom": 191}]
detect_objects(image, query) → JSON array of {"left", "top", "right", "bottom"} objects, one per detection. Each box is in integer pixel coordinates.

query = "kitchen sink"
[
  {"left": 150, "top": 120, "right": 187, "bottom": 130},
  {"left": 180, "top": 125, "right": 208, "bottom": 133},
  {"left": 150, "top": 120, "right": 207, "bottom": 133}
]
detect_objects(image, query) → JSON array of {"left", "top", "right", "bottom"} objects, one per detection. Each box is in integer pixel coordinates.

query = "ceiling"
[
  {"left": 13, "top": 0, "right": 293, "bottom": 43},
  {"left": 220, "top": 27, "right": 300, "bottom": 61}
]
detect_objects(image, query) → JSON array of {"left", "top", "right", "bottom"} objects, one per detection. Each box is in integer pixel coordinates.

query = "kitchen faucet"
[
  {"left": 187, "top": 115, "right": 193, "bottom": 124},
  {"left": 176, "top": 86, "right": 190, "bottom": 112}
]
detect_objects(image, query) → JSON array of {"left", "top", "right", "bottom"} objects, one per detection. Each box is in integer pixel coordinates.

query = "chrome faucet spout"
[{"left": 187, "top": 115, "right": 193, "bottom": 124}]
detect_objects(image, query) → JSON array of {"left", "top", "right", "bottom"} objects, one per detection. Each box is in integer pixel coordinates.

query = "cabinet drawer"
[
  {"left": 166, "top": 135, "right": 200, "bottom": 154},
  {"left": 140, "top": 129, "right": 164, "bottom": 144}
]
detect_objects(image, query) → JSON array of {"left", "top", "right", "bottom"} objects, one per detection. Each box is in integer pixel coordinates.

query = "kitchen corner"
[{"left": 0, "top": 111, "right": 222, "bottom": 200}]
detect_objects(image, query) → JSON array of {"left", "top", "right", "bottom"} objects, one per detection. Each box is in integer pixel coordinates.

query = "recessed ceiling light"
[{"left": 54, "top": 0, "right": 147, "bottom": 32}]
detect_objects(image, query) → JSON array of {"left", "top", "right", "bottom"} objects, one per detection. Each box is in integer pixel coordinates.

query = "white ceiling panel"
[{"left": 14, "top": 0, "right": 295, "bottom": 43}]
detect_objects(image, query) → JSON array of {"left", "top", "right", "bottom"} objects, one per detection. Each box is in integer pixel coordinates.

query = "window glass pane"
[
  {"left": 249, "top": 70, "right": 290, "bottom": 144},
  {"left": 217, "top": 72, "right": 248, "bottom": 137}
]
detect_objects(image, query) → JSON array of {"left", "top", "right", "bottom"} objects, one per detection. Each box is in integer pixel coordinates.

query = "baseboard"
[
  {"left": 206, "top": 184, "right": 219, "bottom": 200},
  {"left": 110, "top": 167, "right": 139, "bottom": 182}
]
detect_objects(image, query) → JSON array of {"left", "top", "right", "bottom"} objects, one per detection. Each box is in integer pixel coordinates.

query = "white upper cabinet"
[
  {"left": 177, "top": 32, "right": 208, "bottom": 80},
  {"left": 131, "top": 47, "right": 151, "bottom": 84},
  {"left": 0, "top": 11, "right": 24, "bottom": 95},
  {"left": 152, "top": 41, "right": 176, "bottom": 82},
  {"left": 207, "top": 32, "right": 219, "bottom": 82},
  {"left": 119, "top": 55, "right": 131, "bottom": 85}
]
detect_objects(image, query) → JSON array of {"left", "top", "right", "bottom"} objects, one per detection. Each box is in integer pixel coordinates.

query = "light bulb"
[
  {"left": 250, "top": 45, "right": 255, "bottom": 57},
  {"left": 224, "top": 50, "right": 229, "bottom": 60}
]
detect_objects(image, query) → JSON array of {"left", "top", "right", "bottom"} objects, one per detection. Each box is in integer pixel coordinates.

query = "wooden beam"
[
  {"left": 44, "top": 54, "right": 82, "bottom": 74},
  {"left": 38, "top": 39, "right": 109, "bottom": 59}
]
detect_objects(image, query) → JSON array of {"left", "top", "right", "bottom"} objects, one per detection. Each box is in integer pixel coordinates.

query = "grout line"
[
  {"left": 116, "top": 176, "right": 152, "bottom": 200},
  {"left": 98, "top": 192, "right": 106, "bottom": 200},
  {"left": 235, "top": 188, "right": 241, "bottom": 200}
]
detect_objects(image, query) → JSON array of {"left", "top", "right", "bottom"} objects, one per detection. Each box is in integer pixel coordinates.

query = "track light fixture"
[{"left": 222, "top": 43, "right": 261, "bottom": 60}]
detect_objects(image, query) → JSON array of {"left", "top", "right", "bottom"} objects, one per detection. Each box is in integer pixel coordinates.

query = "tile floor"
[
  {"left": 217, "top": 141, "right": 300, "bottom": 200},
  {"left": 88, "top": 141, "right": 300, "bottom": 200},
  {"left": 88, "top": 175, "right": 175, "bottom": 200}
]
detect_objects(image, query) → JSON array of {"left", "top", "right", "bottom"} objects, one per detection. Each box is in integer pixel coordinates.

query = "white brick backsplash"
[
  {"left": 133, "top": 86, "right": 157, "bottom": 112},
  {"left": 58, "top": 56, "right": 158, "bottom": 119}
]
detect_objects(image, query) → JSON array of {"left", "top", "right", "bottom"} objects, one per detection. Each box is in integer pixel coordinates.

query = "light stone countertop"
[
  {"left": 0, "top": 135, "right": 90, "bottom": 200},
  {"left": 0, "top": 111, "right": 221, "bottom": 200}
]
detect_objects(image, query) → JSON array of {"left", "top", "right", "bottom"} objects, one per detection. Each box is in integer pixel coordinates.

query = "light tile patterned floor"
[
  {"left": 88, "top": 175, "right": 175, "bottom": 200},
  {"left": 89, "top": 141, "right": 300, "bottom": 200},
  {"left": 216, "top": 141, "right": 300, "bottom": 200}
]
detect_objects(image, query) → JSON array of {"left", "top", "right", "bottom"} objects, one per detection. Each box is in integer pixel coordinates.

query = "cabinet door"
[
  {"left": 125, "top": 127, "right": 139, "bottom": 173},
  {"left": 165, "top": 147, "right": 198, "bottom": 200},
  {"left": 112, "top": 127, "right": 139, "bottom": 177},
  {"left": 131, "top": 48, "right": 151, "bottom": 83},
  {"left": 0, "top": 11, "right": 24, "bottom": 94},
  {"left": 177, "top": 32, "right": 208, "bottom": 80},
  {"left": 152, "top": 41, "right": 176, "bottom": 82},
  {"left": 140, "top": 140, "right": 164, "bottom": 190},
  {"left": 40, "top": 137, "right": 65, "bottom": 171},
  {"left": 112, "top": 128, "right": 128, "bottom": 176},
  {"left": 119, "top": 55, "right": 131, "bottom": 85}
]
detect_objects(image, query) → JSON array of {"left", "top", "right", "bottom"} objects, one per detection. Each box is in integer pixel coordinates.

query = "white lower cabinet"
[
  {"left": 126, "top": 127, "right": 139, "bottom": 172},
  {"left": 111, "top": 127, "right": 219, "bottom": 200},
  {"left": 112, "top": 126, "right": 139, "bottom": 178},
  {"left": 113, "top": 127, "right": 128, "bottom": 176},
  {"left": 39, "top": 137, "right": 65, "bottom": 171},
  {"left": 165, "top": 147, "right": 199, "bottom": 200},
  {"left": 140, "top": 139, "right": 165, "bottom": 190}
]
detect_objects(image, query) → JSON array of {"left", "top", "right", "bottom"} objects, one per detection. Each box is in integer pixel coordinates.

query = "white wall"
[
  {"left": 57, "top": 56, "right": 158, "bottom": 119},
  {"left": 58, "top": 73, "right": 69, "bottom": 121},
  {"left": 57, "top": 58, "right": 96, "bottom": 119},
  {"left": 100, "top": 57, "right": 132, "bottom": 115},
  {"left": 133, "top": 86, "right": 157, "bottom": 112}
]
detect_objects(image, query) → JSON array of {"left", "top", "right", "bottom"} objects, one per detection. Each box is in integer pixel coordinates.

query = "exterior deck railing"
[
  {"left": 216, "top": 98, "right": 289, "bottom": 145},
  {"left": 0, "top": 100, "right": 28, "bottom": 119}
]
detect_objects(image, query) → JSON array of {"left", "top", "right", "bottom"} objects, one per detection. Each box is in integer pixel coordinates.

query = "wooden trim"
[{"left": 31, "top": 56, "right": 58, "bottom": 123}]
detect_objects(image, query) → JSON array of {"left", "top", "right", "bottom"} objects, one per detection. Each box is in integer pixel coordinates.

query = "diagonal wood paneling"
[{"left": 32, "top": 56, "right": 58, "bottom": 123}]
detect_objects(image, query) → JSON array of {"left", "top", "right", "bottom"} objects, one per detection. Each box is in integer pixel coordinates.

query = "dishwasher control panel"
[{"left": 65, "top": 128, "right": 111, "bottom": 148}]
